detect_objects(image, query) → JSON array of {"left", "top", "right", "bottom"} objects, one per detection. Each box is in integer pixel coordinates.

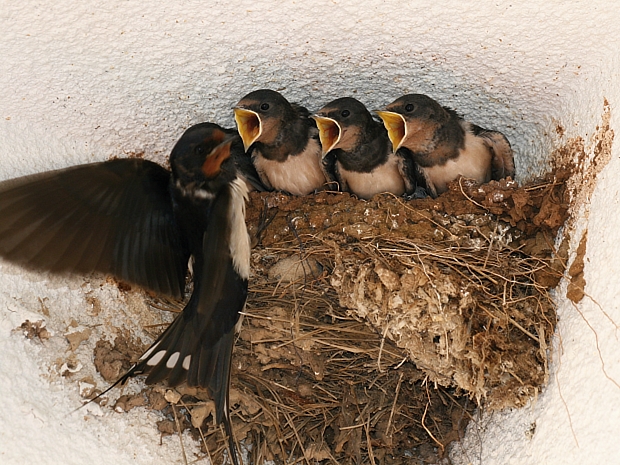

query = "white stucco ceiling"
[{"left": 1, "top": 1, "right": 619, "bottom": 464}]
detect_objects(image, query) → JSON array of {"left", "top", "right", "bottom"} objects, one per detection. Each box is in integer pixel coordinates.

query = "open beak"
[
  {"left": 376, "top": 111, "right": 407, "bottom": 152},
  {"left": 233, "top": 108, "right": 261, "bottom": 152},
  {"left": 202, "top": 139, "right": 234, "bottom": 178},
  {"left": 312, "top": 115, "right": 341, "bottom": 157}
]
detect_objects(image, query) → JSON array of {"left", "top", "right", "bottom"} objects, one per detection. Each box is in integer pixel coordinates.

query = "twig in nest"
[
  {"left": 386, "top": 372, "right": 404, "bottom": 441},
  {"left": 364, "top": 412, "right": 377, "bottom": 465},
  {"left": 478, "top": 304, "right": 540, "bottom": 343},
  {"left": 172, "top": 404, "right": 189, "bottom": 465},
  {"left": 377, "top": 324, "right": 389, "bottom": 373},
  {"left": 421, "top": 386, "right": 445, "bottom": 455},
  {"left": 458, "top": 177, "right": 487, "bottom": 210}
]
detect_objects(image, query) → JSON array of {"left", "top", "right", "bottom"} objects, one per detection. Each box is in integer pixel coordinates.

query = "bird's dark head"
[
  {"left": 377, "top": 94, "right": 447, "bottom": 152},
  {"left": 233, "top": 89, "right": 295, "bottom": 151},
  {"left": 170, "top": 123, "right": 239, "bottom": 195},
  {"left": 313, "top": 97, "right": 373, "bottom": 156}
]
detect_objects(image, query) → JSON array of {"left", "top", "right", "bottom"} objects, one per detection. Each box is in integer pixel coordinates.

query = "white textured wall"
[{"left": 1, "top": 1, "right": 619, "bottom": 464}]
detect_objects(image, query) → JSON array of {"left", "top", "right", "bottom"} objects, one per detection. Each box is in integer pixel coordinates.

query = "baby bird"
[
  {"left": 313, "top": 97, "right": 415, "bottom": 199},
  {"left": 377, "top": 94, "right": 515, "bottom": 198},
  {"left": 234, "top": 89, "right": 331, "bottom": 195}
]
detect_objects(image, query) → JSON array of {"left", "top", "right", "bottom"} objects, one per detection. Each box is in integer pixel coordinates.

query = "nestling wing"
[
  {"left": 471, "top": 125, "right": 516, "bottom": 180},
  {"left": 0, "top": 159, "right": 190, "bottom": 298},
  {"left": 395, "top": 151, "right": 418, "bottom": 195},
  {"left": 321, "top": 150, "right": 339, "bottom": 189},
  {"left": 396, "top": 147, "right": 436, "bottom": 197}
]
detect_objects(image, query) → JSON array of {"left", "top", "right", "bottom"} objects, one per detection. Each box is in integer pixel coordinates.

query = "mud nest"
[{"left": 94, "top": 172, "right": 569, "bottom": 464}]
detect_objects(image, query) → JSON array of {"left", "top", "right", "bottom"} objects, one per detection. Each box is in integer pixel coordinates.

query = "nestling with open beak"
[
  {"left": 234, "top": 89, "right": 333, "bottom": 196},
  {"left": 0, "top": 123, "right": 251, "bottom": 465},
  {"left": 377, "top": 94, "right": 515, "bottom": 198},
  {"left": 313, "top": 97, "right": 416, "bottom": 200}
]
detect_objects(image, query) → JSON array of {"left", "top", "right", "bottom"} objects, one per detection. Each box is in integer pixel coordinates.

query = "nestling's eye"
[
  {"left": 405, "top": 104, "right": 415, "bottom": 112},
  {"left": 196, "top": 145, "right": 205, "bottom": 157},
  {"left": 341, "top": 109, "right": 350, "bottom": 118},
  {"left": 260, "top": 103, "right": 270, "bottom": 111}
]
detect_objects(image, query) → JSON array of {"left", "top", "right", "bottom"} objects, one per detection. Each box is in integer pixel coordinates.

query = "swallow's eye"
[
  {"left": 405, "top": 104, "right": 415, "bottom": 112},
  {"left": 341, "top": 109, "right": 350, "bottom": 118},
  {"left": 260, "top": 103, "right": 270, "bottom": 111},
  {"left": 196, "top": 145, "right": 205, "bottom": 157}
]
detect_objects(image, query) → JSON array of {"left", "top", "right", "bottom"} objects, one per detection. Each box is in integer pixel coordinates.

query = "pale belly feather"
[
  {"left": 424, "top": 133, "right": 492, "bottom": 195},
  {"left": 340, "top": 153, "right": 405, "bottom": 200},
  {"left": 254, "top": 145, "right": 327, "bottom": 196}
]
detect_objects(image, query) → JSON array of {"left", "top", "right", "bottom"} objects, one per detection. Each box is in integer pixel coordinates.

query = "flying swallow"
[
  {"left": 313, "top": 97, "right": 416, "bottom": 199},
  {"left": 234, "top": 89, "right": 332, "bottom": 196},
  {"left": 377, "top": 94, "right": 515, "bottom": 198},
  {"left": 0, "top": 123, "right": 250, "bottom": 465}
]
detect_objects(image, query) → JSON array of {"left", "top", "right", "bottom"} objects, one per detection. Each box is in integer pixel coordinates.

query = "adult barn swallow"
[
  {"left": 377, "top": 94, "right": 515, "bottom": 198},
  {"left": 234, "top": 89, "right": 331, "bottom": 195},
  {"left": 0, "top": 123, "right": 249, "bottom": 465},
  {"left": 313, "top": 97, "right": 416, "bottom": 200}
]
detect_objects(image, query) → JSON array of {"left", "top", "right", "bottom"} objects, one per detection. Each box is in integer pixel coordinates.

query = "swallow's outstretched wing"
[{"left": 0, "top": 159, "right": 190, "bottom": 297}]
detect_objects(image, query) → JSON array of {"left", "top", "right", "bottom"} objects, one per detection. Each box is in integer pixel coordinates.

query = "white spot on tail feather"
[
  {"left": 166, "top": 352, "right": 180, "bottom": 368},
  {"left": 182, "top": 355, "right": 191, "bottom": 370},
  {"left": 139, "top": 341, "right": 161, "bottom": 361},
  {"left": 146, "top": 350, "right": 166, "bottom": 366},
  {"left": 229, "top": 177, "right": 251, "bottom": 280},
  {"left": 187, "top": 256, "right": 194, "bottom": 275}
]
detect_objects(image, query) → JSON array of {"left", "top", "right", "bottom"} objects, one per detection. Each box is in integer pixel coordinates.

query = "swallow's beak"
[
  {"left": 202, "top": 139, "right": 233, "bottom": 178},
  {"left": 376, "top": 110, "right": 407, "bottom": 152},
  {"left": 312, "top": 115, "right": 341, "bottom": 158},
  {"left": 233, "top": 108, "right": 261, "bottom": 152}
]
